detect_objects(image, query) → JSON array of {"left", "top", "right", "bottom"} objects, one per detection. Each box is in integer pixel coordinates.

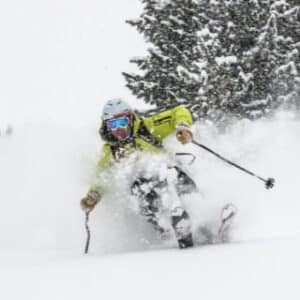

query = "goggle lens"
[{"left": 107, "top": 117, "right": 129, "bottom": 130}]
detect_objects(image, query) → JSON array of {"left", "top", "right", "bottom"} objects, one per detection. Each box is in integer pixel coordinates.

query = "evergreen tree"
[
  {"left": 271, "top": 0, "right": 300, "bottom": 110},
  {"left": 124, "top": 0, "right": 300, "bottom": 122},
  {"left": 224, "top": 1, "right": 279, "bottom": 119},
  {"left": 196, "top": 0, "right": 300, "bottom": 120},
  {"left": 123, "top": 0, "right": 205, "bottom": 117}
]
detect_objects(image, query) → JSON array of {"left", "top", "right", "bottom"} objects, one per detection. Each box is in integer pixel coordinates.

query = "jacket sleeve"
[
  {"left": 172, "top": 105, "right": 193, "bottom": 128},
  {"left": 87, "top": 143, "right": 112, "bottom": 201},
  {"left": 144, "top": 105, "right": 193, "bottom": 141}
]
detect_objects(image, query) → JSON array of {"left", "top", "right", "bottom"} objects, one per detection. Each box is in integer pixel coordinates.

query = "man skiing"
[{"left": 80, "top": 98, "right": 199, "bottom": 248}]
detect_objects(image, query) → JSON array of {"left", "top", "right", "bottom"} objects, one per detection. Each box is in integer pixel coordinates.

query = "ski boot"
[
  {"left": 218, "top": 203, "right": 237, "bottom": 242},
  {"left": 171, "top": 207, "right": 194, "bottom": 249}
]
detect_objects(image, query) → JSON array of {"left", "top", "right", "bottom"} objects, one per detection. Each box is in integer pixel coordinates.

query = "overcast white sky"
[{"left": 0, "top": 0, "right": 146, "bottom": 124}]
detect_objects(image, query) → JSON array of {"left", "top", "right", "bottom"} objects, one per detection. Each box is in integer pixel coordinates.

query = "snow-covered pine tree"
[
  {"left": 271, "top": 0, "right": 300, "bottom": 110},
  {"left": 124, "top": 0, "right": 300, "bottom": 122},
  {"left": 224, "top": 0, "right": 280, "bottom": 119},
  {"left": 195, "top": 0, "right": 300, "bottom": 119},
  {"left": 286, "top": 0, "right": 300, "bottom": 7},
  {"left": 200, "top": 0, "right": 300, "bottom": 120},
  {"left": 193, "top": 0, "right": 241, "bottom": 122},
  {"left": 122, "top": 0, "right": 206, "bottom": 117}
]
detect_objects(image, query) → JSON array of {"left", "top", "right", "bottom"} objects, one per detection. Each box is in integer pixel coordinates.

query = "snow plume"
[
  {"left": 187, "top": 110, "right": 300, "bottom": 242},
  {"left": 0, "top": 111, "right": 299, "bottom": 256},
  {"left": 90, "top": 152, "right": 180, "bottom": 254},
  {"left": 94, "top": 109, "right": 300, "bottom": 252}
]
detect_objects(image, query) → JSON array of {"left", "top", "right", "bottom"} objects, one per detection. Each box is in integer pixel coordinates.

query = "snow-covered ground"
[
  {"left": 1, "top": 1, "right": 300, "bottom": 299},
  {"left": 1, "top": 112, "right": 300, "bottom": 300}
]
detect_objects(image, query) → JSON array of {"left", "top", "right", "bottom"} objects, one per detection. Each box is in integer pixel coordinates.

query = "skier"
[{"left": 80, "top": 98, "right": 198, "bottom": 248}]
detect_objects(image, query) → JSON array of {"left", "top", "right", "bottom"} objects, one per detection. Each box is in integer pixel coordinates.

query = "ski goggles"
[{"left": 107, "top": 117, "right": 130, "bottom": 130}]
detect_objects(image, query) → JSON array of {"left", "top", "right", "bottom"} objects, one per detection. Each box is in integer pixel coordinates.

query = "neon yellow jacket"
[{"left": 89, "top": 105, "right": 193, "bottom": 201}]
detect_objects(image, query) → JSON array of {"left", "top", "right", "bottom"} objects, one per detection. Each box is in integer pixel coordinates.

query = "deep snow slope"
[
  {"left": 1, "top": 0, "right": 300, "bottom": 299},
  {"left": 2, "top": 112, "right": 300, "bottom": 255},
  {"left": 0, "top": 113, "right": 300, "bottom": 300},
  {"left": 1, "top": 238, "right": 300, "bottom": 300}
]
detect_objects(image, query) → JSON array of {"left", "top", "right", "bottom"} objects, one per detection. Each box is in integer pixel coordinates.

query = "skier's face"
[
  {"left": 111, "top": 127, "right": 131, "bottom": 141},
  {"left": 107, "top": 116, "right": 132, "bottom": 141}
]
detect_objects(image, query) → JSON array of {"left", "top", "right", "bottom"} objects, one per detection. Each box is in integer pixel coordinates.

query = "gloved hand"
[
  {"left": 80, "top": 194, "right": 98, "bottom": 212},
  {"left": 176, "top": 127, "right": 193, "bottom": 144}
]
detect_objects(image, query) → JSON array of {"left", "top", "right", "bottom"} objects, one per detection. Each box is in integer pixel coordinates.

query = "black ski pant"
[{"left": 130, "top": 166, "right": 197, "bottom": 234}]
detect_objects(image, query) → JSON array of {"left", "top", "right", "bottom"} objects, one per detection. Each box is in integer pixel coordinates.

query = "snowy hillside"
[
  {"left": 1, "top": 113, "right": 300, "bottom": 300},
  {"left": 1, "top": 0, "right": 300, "bottom": 299}
]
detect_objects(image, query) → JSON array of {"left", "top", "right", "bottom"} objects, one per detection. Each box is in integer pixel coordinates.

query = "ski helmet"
[
  {"left": 102, "top": 99, "right": 133, "bottom": 120},
  {"left": 101, "top": 99, "right": 134, "bottom": 142}
]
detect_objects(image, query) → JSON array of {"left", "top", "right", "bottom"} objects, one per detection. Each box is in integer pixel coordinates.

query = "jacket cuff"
[
  {"left": 88, "top": 191, "right": 102, "bottom": 203},
  {"left": 175, "top": 123, "right": 191, "bottom": 130}
]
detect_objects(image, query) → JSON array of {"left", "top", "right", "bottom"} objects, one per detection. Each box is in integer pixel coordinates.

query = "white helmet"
[{"left": 102, "top": 99, "right": 132, "bottom": 120}]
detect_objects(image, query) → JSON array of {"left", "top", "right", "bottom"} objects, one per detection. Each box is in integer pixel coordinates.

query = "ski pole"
[
  {"left": 84, "top": 211, "right": 91, "bottom": 254},
  {"left": 192, "top": 139, "right": 275, "bottom": 189}
]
